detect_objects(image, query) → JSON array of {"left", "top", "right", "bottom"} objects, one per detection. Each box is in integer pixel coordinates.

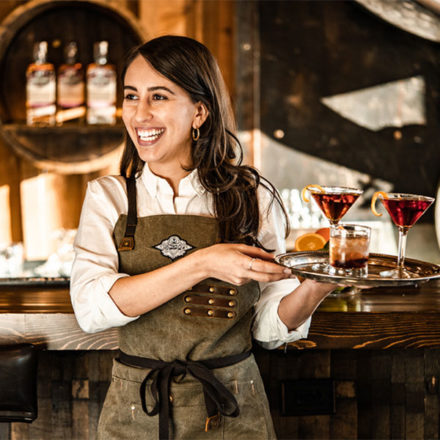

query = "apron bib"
[{"left": 97, "top": 177, "right": 276, "bottom": 440}]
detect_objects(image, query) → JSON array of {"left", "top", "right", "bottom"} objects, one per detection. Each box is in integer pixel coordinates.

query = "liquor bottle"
[
  {"left": 57, "top": 42, "right": 85, "bottom": 124},
  {"left": 26, "top": 41, "right": 56, "bottom": 126},
  {"left": 86, "top": 41, "right": 116, "bottom": 125}
]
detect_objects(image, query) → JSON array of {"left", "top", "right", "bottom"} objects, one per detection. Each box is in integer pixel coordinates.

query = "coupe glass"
[
  {"left": 302, "top": 185, "right": 363, "bottom": 228},
  {"left": 371, "top": 192, "right": 435, "bottom": 278}
]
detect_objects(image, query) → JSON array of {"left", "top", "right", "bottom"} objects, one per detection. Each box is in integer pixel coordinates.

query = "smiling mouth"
[{"left": 136, "top": 128, "right": 165, "bottom": 143}]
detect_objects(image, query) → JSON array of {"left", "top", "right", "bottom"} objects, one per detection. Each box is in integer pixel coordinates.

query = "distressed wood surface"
[
  {"left": 0, "top": 314, "right": 118, "bottom": 350},
  {"left": 2, "top": 281, "right": 440, "bottom": 350}
]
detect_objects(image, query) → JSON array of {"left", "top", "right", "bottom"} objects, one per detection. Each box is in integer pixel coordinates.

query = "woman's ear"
[{"left": 193, "top": 101, "right": 209, "bottom": 129}]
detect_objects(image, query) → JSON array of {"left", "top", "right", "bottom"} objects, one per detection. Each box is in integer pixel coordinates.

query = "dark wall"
[{"left": 259, "top": 0, "right": 440, "bottom": 206}]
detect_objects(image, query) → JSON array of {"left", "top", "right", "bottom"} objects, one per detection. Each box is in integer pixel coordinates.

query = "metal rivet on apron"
[
  {"left": 208, "top": 298, "right": 215, "bottom": 305},
  {"left": 209, "top": 286, "right": 215, "bottom": 293},
  {"left": 227, "top": 312, "right": 235, "bottom": 319},
  {"left": 228, "top": 300, "right": 236, "bottom": 307},
  {"left": 250, "top": 380, "right": 256, "bottom": 395},
  {"left": 207, "top": 310, "right": 214, "bottom": 317},
  {"left": 130, "top": 403, "right": 136, "bottom": 421},
  {"left": 184, "top": 308, "right": 192, "bottom": 315},
  {"left": 229, "top": 289, "right": 237, "bottom": 296},
  {"left": 184, "top": 295, "right": 192, "bottom": 303},
  {"left": 169, "top": 394, "right": 174, "bottom": 403}
]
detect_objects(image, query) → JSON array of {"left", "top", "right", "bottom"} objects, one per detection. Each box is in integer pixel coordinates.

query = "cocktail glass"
[
  {"left": 329, "top": 224, "right": 371, "bottom": 277},
  {"left": 371, "top": 191, "right": 435, "bottom": 278},
  {"left": 301, "top": 185, "right": 363, "bottom": 228}
]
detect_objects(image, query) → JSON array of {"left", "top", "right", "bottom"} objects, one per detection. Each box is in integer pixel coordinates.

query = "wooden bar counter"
[
  {"left": 1, "top": 279, "right": 440, "bottom": 350},
  {"left": 2, "top": 279, "right": 440, "bottom": 439}
]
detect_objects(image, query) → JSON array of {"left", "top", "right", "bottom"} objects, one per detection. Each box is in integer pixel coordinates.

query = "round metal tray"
[{"left": 275, "top": 251, "right": 440, "bottom": 287}]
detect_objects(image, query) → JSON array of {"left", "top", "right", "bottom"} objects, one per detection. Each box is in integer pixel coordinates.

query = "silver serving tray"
[{"left": 275, "top": 251, "right": 440, "bottom": 287}]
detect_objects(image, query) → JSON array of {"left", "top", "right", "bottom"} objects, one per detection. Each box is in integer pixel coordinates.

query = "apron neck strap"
[{"left": 118, "top": 176, "right": 137, "bottom": 251}]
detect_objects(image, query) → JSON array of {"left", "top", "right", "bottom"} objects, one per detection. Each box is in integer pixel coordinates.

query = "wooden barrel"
[{"left": 0, "top": 0, "right": 147, "bottom": 173}]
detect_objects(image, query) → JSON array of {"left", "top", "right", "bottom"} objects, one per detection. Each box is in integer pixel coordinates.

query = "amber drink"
[{"left": 329, "top": 224, "right": 371, "bottom": 276}]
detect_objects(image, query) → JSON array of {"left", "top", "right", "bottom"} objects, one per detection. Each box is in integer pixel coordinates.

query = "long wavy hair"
[{"left": 120, "top": 35, "right": 288, "bottom": 247}]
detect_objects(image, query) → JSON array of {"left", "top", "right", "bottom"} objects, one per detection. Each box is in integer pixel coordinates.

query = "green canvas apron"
[{"left": 97, "top": 177, "right": 276, "bottom": 440}]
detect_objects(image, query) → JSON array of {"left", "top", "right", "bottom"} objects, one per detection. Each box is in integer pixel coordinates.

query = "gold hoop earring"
[{"left": 192, "top": 128, "right": 200, "bottom": 142}]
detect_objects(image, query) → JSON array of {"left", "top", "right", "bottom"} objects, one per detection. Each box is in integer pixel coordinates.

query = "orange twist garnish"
[
  {"left": 371, "top": 191, "right": 388, "bottom": 217},
  {"left": 301, "top": 184, "right": 324, "bottom": 203}
]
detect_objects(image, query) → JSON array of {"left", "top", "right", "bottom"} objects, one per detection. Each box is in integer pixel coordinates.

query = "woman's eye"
[
  {"left": 124, "top": 94, "right": 138, "bottom": 101},
  {"left": 152, "top": 93, "right": 167, "bottom": 101}
]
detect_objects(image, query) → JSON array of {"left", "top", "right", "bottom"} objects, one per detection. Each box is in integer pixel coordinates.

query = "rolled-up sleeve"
[
  {"left": 252, "top": 187, "right": 310, "bottom": 349},
  {"left": 70, "top": 178, "right": 139, "bottom": 333}
]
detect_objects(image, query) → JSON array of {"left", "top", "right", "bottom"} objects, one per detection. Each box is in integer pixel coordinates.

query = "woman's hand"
[{"left": 195, "top": 243, "right": 291, "bottom": 285}]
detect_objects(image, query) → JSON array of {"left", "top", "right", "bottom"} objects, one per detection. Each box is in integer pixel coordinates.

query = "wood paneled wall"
[
  {"left": 0, "top": 0, "right": 235, "bottom": 259},
  {"left": 1, "top": 348, "right": 439, "bottom": 440}
]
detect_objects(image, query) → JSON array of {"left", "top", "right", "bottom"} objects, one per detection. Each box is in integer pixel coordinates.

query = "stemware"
[
  {"left": 371, "top": 191, "right": 435, "bottom": 278},
  {"left": 301, "top": 185, "right": 363, "bottom": 228}
]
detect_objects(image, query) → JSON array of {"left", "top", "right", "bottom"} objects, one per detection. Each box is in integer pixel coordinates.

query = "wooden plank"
[
  {"left": 330, "top": 397, "right": 357, "bottom": 439},
  {"left": 290, "top": 312, "right": 440, "bottom": 349},
  {"left": 298, "top": 415, "right": 330, "bottom": 440},
  {"left": 0, "top": 422, "right": 10, "bottom": 440},
  {"left": 424, "top": 350, "right": 440, "bottom": 439},
  {"left": 331, "top": 350, "right": 356, "bottom": 380},
  {"left": 72, "top": 400, "right": 89, "bottom": 440},
  {"left": 0, "top": 313, "right": 118, "bottom": 350}
]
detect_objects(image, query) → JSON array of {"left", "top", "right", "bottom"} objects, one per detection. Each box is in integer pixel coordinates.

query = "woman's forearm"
[
  {"left": 109, "top": 250, "right": 208, "bottom": 317},
  {"left": 277, "top": 279, "right": 335, "bottom": 330}
]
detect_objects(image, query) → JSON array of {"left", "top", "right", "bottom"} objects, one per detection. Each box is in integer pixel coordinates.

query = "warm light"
[
  {"left": 21, "top": 174, "right": 62, "bottom": 260},
  {"left": 0, "top": 185, "right": 12, "bottom": 245}
]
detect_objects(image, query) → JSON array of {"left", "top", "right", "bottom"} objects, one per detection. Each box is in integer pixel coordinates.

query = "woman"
[{"left": 70, "top": 35, "right": 335, "bottom": 440}]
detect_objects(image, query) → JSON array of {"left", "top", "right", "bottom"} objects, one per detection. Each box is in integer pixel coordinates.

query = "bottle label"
[
  {"left": 58, "top": 68, "right": 84, "bottom": 108},
  {"left": 87, "top": 66, "right": 116, "bottom": 124},
  {"left": 87, "top": 68, "right": 116, "bottom": 105},
  {"left": 27, "top": 70, "right": 56, "bottom": 107}
]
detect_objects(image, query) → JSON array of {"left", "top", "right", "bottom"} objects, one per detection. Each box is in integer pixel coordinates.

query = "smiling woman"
[{"left": 70, "top": 35, "right": 336, "bottom": 440}]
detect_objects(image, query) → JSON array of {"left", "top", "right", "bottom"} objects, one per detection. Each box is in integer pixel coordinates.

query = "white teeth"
[{"left": 137, "top": 128, "right": 164, "bottom": 141}]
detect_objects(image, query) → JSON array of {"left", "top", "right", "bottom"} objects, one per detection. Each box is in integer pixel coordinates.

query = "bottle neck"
[
  {"left": 94, "top": 42, "right": 109, "bottom": 66},
  {"left": 34, "top": 43, "right": 48, "bottom": 65}
]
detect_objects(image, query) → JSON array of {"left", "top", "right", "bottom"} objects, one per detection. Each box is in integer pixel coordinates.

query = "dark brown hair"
[{"left": 120, "top": 35, "right": 288, "bottom": 247}]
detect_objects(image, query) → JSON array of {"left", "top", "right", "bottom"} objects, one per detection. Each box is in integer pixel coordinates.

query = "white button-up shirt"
[{"left": 70, "top": 165, "right": 310, "bottom": 349}]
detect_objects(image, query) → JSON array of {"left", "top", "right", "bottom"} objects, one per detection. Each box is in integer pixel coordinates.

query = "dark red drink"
[
  {"left": 331, "top": 257, "right": 368, "bottom": 269},
  {"left": 382, "top": 198, "right": 433, "bottom": 228},
  {"left": 311, "top": 192, "right": 360, "bottom": 223}
]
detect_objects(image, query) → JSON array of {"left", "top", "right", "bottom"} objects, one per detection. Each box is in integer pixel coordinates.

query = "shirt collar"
[{"left": 140, "top": 164, "right": 207, "bottom": 198}]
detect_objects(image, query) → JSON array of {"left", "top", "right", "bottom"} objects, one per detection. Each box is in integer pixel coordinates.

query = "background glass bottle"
[
  {"left": 86, "top": 41, "right": 116, "bottom": 125},
  {"left": 57, "top": 42, "right": 85, "bottom": 124},
  {"left": 26, "top": 41, "right": 56, "bottom": 126}
]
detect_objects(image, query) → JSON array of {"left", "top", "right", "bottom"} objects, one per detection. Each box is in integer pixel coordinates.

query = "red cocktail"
[
  {"left": 302, "top": 185, "right": 363, "bottom": 227},
  {"left": 371, "top": 192, "right": 434, "bottom": 278}
]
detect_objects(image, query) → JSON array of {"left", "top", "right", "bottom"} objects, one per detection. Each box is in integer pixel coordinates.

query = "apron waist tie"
[{"left": 118, "top": 350, "right": 251, "bottom": 440}]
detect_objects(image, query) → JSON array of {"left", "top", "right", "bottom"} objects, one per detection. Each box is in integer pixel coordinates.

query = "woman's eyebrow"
[
  {"left": 123, "top": 85, "right": 175, "bottom": 95},
  {"left": 148, "top": 86, "right": 175, "bottom": 95}
]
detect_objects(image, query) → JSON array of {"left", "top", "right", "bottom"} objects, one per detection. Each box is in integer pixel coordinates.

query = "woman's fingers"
[{"left": 245, "top": 256, "right": 289, "bottom": 274}]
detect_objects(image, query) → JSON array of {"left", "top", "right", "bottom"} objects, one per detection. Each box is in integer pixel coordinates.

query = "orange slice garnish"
[
  {"left": 295, "top": 232, "right": 327, "bottom": 251},
  {"left": 371, "top": 191, "right": 388, "bottom": 217},
  {"left": 301, "top": 184, "right": 324, "bottom": 203}
]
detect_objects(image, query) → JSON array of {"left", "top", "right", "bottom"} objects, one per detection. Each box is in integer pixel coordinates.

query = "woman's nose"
[{"left": 134, "top": 100, "right": 153, "bottom": 122}]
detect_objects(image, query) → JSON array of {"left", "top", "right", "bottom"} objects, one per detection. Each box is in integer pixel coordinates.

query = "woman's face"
[{"left": 122, "top": 55, "right": 207, "bottom": 175}]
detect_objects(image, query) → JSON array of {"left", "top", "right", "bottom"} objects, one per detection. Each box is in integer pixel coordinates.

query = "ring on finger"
[{"left": 248, "top": 257, "right": 256, "bottom": 271}]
